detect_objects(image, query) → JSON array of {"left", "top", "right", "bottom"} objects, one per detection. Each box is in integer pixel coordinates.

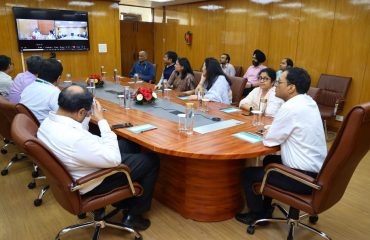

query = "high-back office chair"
[
  {"left": 193, "top": 70, "right": 202, "bottom": 87},
  {"left": 15, "top": 103, "right": 49, "bottom": 206},
  {"left": 0, "top": 96, "right": 27, "bottom": 175},
  {"left": 234, "top": 66, "right": 243, "bottom": 77},
  {"left": 247, "top": 102, "right": 370, "bottom": 240},
  {"left": 229, "top": 76, "right": 247, "bottom": 105},
  {"left": 316, "top": 74, "right": 351, "bottom": 137},
  {"left": 307, "top": 87, "right": 321, "bottom": 102},
  {"left": 11, "top": 114, "right": 144, "bottom": 240}
]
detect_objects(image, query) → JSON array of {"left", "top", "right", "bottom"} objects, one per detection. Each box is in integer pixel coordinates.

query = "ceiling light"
[
  {"left": 250, "top": 0, "right": 281, "bottom": 5},
  {"left": 149, "top": 0, "right": 175, "bottom": 2},
  {"left": 68, "top": 1, "right": 95, "bottom": 7},
  {"left": 199, "top": 5, "right": 224, "bottom": 10}
]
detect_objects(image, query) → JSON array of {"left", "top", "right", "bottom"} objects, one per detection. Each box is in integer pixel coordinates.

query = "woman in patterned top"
[{"left": 167, "top": 57, "right": 195, "bottom": 96}]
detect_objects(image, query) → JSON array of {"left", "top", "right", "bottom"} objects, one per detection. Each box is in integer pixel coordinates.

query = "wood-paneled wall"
[
  {"left": 0, "top": 0, "right": 121, "bottom": 80},
  {"left": 153, "top": 0, "right": 370, "bottom": 114}
]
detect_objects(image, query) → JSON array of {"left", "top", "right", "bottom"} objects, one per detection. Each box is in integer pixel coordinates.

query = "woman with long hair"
[
  {"left": 165, "top": 57, "right": 195, "bottom": 96},
  {"left": 190, "top": 57, "right": 232, "bottom": 104}
]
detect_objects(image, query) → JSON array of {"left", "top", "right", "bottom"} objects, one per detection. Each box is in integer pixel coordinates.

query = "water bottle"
[
  {"left": 134, "top": 73, "right": 139, "bottom": 83},
  {"left": 185, "top": 102, "right": 195, "bottom": 135},
  {"left": 87, "top": 78, "right": 96, "bottom": 97},
  {"left": 113, "top": 69, "right": 118, "bottom": 85},
  {"left": 162, "top": 79, "right": 168, "bottom": 96}
]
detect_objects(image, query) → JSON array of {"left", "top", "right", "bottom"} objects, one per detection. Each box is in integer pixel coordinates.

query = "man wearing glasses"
[
  {"left": 236, "top": 67, "right": 327, "bottom": 225},
  {"left": 0, "top": 55, "right": 14, "bottom": 97}
]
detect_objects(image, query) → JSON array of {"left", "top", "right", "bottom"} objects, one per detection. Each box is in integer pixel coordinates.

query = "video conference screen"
[{"left": 13, "top": 7, "right": 90, "bottom": 52}]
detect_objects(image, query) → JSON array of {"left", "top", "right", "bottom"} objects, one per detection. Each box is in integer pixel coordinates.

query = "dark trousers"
[
  {"left": 84, "top": 138, "right": 160, "bottom": 215},
  {"left": 241, "top": 155, "right": 317, "bottom": 216}
]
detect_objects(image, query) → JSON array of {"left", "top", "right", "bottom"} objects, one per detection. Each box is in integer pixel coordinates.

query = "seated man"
[
  {"left": 220, "top": 53, "right": 236, "bottom": 77},
  {"left": 243, "top": 49, "right": 267, "bottom": 96},
  {"left": 8, "top": 55, "right": 43, "bottom": 103},
  {"left": 20, "top": 58, "right": 62, "bottom": 123},
  {"left": 37, "top": 85, "right": 160, "bottom": 230},
  {"left": 236, "top": 67, "right": 327, "bottom": 224},
  {"left": 0, "top": 55, "right": 14, "bottom": 97},
  {"left": 276, "top": 57, "right": 293, "bottom": 81},
  {"left": 156, "top": 51, "right": 177, "bottom": 88},
  {"left": 129, "top": 50, "right": 155, "bottom": 83}
]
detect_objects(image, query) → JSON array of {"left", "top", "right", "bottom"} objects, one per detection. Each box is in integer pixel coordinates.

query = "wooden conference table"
[{"left": 92, "top": 79, "right": 279, "bottom": 222}]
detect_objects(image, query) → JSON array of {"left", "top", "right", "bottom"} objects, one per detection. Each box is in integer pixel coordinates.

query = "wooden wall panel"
[
  {"left": 153, "top": 0, "right": 370, "bottom": 115},
  {"left": 326, "top": 0, "right": 370, "bottom": 113},
  {"left": 267, "top": 0, "right": 301, "bottom": 70},
  {"left": 295, "top": 0, "right": 335, "bottom": 86},
  {"left": 0, "top": 0, "right": 120, "bottom": 80}
]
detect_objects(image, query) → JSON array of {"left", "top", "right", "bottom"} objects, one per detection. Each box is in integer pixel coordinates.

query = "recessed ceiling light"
[
  {"left": 250, "top": 0, "right": 281, "bottom": 5},
  {"left": 199, "top": 5, "right": 224, "bottom": 10},
  {"left": 149, "top": 0, "right": 175, "bottom": 2},
  {"left": 68, "top": 1, "right": 95, "bottom": 7}
]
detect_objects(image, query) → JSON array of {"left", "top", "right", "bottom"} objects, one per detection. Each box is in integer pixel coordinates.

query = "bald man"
[
  {"left": 38, "top": 85, "right": 159, "bottom": 230},
  {"left": 129, "top": 51, "right": 155, "bottom": 83}
]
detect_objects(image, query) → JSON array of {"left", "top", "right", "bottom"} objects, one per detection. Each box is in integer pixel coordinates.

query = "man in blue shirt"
[
  {"left": 155, "top": 51, "right": 177, "bottom": 88},
  {"left": 129, "top": 51, "right": 155, "bottom": 83}
]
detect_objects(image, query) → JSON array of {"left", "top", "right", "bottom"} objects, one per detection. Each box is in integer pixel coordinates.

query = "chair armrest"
[
  {"left": 71, "top": 164, "right": 137, "bottom": 196},
  {"left": 335, "top": 98, "right": 345, "bottom": 114},
  {"left": 260, "top": 163, "right": 321, "bottom": 194}
]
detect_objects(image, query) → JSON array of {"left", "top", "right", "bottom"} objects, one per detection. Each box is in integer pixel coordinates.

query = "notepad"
[
  {"left": 220, "top": 107, "right": 242, "bottom": 113},
  {"left": 127, "top": 124, "right": 157, "bottom": 133},
  {"left": 178, "top": 96, "right": 189, "bottom": 100},
  {"left": 193, "top": 119, "right": 244, "bottom": 134},
  {"left": 232, "top": 132, "right": 263, "bottom": 143},
  {"left": 128, "top": 81, "right": 143, "bottom": 84}
]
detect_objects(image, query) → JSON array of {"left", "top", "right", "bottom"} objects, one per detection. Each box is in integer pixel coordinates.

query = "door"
[{"left": 120, "top": 21, "right": 154, "bottom": 77}]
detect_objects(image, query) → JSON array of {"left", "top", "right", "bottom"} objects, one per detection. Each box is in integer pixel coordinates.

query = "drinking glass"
[{"left": 251, "top": 110, "right": 263, "bottom": 126}]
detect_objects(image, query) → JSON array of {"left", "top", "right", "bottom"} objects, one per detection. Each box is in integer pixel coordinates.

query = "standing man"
[
  {"left": 156, "top": 51, "right": 177, "bottom": 88},
  {"left": 235, "top": 67, "right": 327, "bottom": 225},
  {"left": 0, "top": 55, "right": 14, "bottom": 97},
  {"left": 243, "top": 49, "right": 267, "bottom": 96},
  {"left": 38, "top": 85, "right": 159, "bottom": 230},
  {"left": 129, "top": 51, "right": 155, "bottom": 83},
  {"left": 8, "top": 55, "right": 43, "bottom": 103},
  {"left": 220, "top": 53, "right": 236, "bottom": 77},
  {"left": 20, "top": 59, "right": 62, "bottom": 123},
  {"left": 276, "top": 57, "right": 294, "bottom": 81}
]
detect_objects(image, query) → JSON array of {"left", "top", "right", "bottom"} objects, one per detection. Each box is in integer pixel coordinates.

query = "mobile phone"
[
  {"left": 170, "top": 110, "right": 184, "bottom": 115},
  {"left": 256, "top": 129, "right": 265, "bottom": 135},
  {"left": 111, "top": 123, "right": 133, "bottom": 129},
  {"left": 241, "top": 112, "right": 253, "bottom": 116}
]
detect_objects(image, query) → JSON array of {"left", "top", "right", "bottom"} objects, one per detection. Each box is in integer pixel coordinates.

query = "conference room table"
[{"left": 87, "top": 78, "right": 279, "bottom": 222}]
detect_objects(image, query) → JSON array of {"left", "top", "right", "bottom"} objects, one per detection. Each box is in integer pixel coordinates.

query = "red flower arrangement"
[
  {"left": 86, "top": 74, "right": 104, "bottom": 88},
  {"left": 134, "top": 87, "right": 157, "bottom": 104}
]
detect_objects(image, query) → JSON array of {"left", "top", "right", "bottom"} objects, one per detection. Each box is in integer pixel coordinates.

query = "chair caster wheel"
[
  {"left": 28, "top": 182, "right": 36, "bottom": 189},
  {"left": 247, "top": 225, "right": 255, "bottom": 234},
  {"left": 34, "top": 199, "right": 42, "bottom": 206},
  {"left": 78, "top": 213, "right": 86, "bottom": 219},
  {"left": 134, "top": 236, "right": 143, "bottom": 240},
  {"left": 1, "top": 148, "right": 7, "bottom": 154},
  {"left": 1, "top": 169, "right": 8, "bottom": 176},
  {"left": 32, "top": 170, "right": 39, "bottom": 178},
  {"left": 309, "top": 215, "right": 319, "bottom": 224}
]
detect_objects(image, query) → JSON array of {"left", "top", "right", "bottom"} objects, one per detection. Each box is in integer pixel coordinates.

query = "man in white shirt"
[
  {"left": 220, "top": 53, "right": 236, "bottom": 76},
  {"left": 0, "top": 55, "right": 14, "bottom": 97},
  {"left": 38, "top": 85, "right": 159, "bottom": 231},
  {"left": 20, "top": 59, "right": 62, "bottom": 123},
  {"left": 236, "top": 67, "right": 327, "bottom": 225}
]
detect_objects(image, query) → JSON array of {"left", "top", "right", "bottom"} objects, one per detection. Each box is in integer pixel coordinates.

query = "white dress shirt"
[
  {"left": 0, "top": 71, "right": 13, "bottom": 97},
  {"left": 20, "top": 78, "right": 60, "bottom": 123},
  {"left": 38, "top": 112, "right": 121, "bottom": 194},
  {"left": 204, "top": 75, "right": 232, "bottom": 104},
  {"left": 239, "top": 87, "right": 284, "bottom": 117},
  {"left": 263, "top": 94, "right": 327, "bottom": 173},
  {"left": 220, "top": 63, "right": 236, "bottom": 77}
]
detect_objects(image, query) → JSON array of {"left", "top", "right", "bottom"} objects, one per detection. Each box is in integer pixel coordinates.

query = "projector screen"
[{"left": 13, "top": 7, "right": 90, "bottom": 52}]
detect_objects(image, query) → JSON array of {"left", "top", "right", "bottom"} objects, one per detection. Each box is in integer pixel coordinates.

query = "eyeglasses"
[
  {"left": 274, "top": 80, "right": 291, "bottom": 86},
  {"left": 258, "top": 76, "right": 271, "bottom": 82}
]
